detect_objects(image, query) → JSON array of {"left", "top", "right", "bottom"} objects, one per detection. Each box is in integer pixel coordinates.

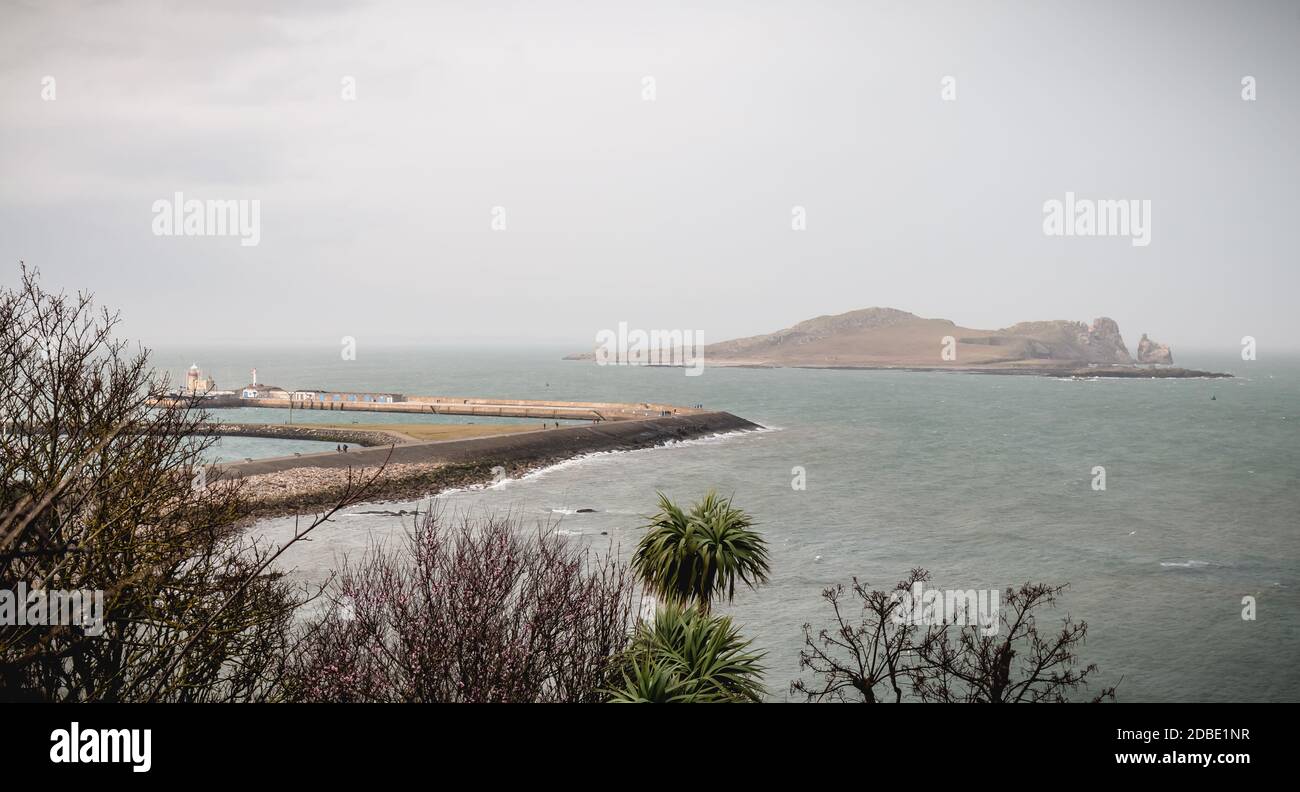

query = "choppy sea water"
[{"left": 155, "top": 345, "right": 1300, "bottom": 701}]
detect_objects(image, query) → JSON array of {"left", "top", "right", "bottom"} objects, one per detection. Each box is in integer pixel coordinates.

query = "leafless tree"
[
  {"left": 790, "top": 568, "right": 929, "bottom": 703},
  {"left": 0, "top": 264, "right": 381, "bottom": 701},
  {"left": 792, "top": 571, "right": 1117, "bottom": 703},
  {"left": 912, "top": 582, "right": 1117, "bottom": 703}
]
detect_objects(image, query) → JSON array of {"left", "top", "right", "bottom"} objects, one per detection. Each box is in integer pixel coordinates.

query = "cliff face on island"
[
  {"left": 996, "top": 316, "right": 1132, "bottom": 364},
  {"left": 1136, "top": 333, "right": 1174, "bottom": 365}
]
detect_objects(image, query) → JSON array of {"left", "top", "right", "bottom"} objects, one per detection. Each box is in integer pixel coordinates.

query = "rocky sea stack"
[{"left": 1136, "top": 333, "right": 1174, "bottom": 365}]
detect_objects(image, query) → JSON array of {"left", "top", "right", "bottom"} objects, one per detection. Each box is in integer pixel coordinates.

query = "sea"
[{"left": 152, "top": 345, "right": 1300, "bottom": 702}]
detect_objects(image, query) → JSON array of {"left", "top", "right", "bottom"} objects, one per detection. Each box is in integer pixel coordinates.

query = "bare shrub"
[
  {"left": 912, "top": 582, "right": 1117, "bottom": 703},
  {"left": 290, "top": 508, "right": 639, "bottom": 702},
  {"left": 790, "top": 569, "right": 930, "bottom": 703}
]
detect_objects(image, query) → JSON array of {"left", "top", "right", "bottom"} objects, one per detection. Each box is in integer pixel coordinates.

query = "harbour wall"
[{"left": 217, "top": 411, "right": 760, "bottom": 478}]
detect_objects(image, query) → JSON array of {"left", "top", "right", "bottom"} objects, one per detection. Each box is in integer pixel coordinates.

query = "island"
[{"left": 566, "top": 308, "right": 1231, "bottom": 378}]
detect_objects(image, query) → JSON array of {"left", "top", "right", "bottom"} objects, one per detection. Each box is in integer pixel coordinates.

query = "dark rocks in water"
[
  {"left": 1061, "top": 366, "right": 1231, "bottom": 379},
  {"left": 576, "top": 508, "right": 596, "bottom": 513}
]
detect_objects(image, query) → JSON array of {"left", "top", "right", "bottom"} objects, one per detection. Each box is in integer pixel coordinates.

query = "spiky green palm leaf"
[
  {"left": 605, "top": 655, "right": 701, "bottom": 703},
  {"left": 632, "top": 491, "right": 770, "bottom": 610},
  {"left": 606, "top": 603, "right": 765, "bottom": 703}
]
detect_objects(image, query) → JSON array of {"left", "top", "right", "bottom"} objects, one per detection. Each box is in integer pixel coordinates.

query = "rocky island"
[{"left": 568, "top": 308, "right": 1230, "bottom": 378}]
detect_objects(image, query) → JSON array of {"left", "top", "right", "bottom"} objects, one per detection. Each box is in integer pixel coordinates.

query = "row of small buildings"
[
  {"left": 181, "top": 364, "right": 401, "bottom": 405},
  {"left": 239, "top": 383, "right": 401, "bottom": 405}
]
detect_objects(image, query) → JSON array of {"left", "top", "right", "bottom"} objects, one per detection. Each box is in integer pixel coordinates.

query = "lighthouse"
[{"left": 184, "top": 364, "right": 216, "bottom": 394}]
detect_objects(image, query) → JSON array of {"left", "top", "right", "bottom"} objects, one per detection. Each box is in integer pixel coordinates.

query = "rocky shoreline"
[
  {"left": 238, "top": 459, "right": 537, "bottom": 520},
  {"left": 1050, "top": 366, "right": 1231, "bottom": 379},
  {"left": 711, "top": 363, "right": 1232, "bottom": 378}
]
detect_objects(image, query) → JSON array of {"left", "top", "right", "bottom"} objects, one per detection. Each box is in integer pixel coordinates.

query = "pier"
[
  {"left": 219, "top": 410, "right": 757, "bottom": 477},
  {"left": 214, "top": 410, "right": 762, "bottom": 518},
  {"left": 165, "top": 391, "right": 700, "bottom": 422}
]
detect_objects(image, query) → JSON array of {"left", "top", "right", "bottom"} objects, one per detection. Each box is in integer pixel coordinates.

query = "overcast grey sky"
[{"left": 2, "top": 0, "right": 1297, "bottom": 351}]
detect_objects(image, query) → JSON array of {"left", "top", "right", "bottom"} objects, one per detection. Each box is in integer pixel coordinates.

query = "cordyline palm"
[
  {"left": 606, "top": 656, "right": 700, "bottom": 703},
  {"left": 632, "top": 491, "right": 770, "bottom": 612},
  {"left": 606, "top": 603, "right": 766, "bottom": 703}
]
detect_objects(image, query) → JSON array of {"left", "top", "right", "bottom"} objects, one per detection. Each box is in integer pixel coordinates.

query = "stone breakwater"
[
  {"left": 202, "top": 423, "right": 406, "bottom": 447},
  {"left": 224, "top": 411, "right": 763, "bottom": 519},
  {"left": 239, "top": 461, "right": 492, "bottom": 519},
  {"left": 231, "top": 396, "right": 696, "bottom": 422}
]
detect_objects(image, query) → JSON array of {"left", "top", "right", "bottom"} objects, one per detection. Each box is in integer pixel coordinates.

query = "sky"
[{"left": 1, "top": 0, "right": 1297, "bottom": 352}]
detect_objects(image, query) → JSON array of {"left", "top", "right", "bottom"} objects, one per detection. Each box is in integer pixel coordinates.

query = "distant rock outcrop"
[
  {"left": 995, "top": 317, "right": 1133, "bottom": 364},
  {"left": 1136, "top": 333, "right": 1174, "bottom": 365},
  {"left": 1081, "top": 317, "right": 1134, "bottom": 364}
]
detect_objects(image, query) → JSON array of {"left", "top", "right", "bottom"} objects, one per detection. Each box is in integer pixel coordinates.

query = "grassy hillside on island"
[{"left": 703, "top": 307, "right": 1150, "bottom": 369}]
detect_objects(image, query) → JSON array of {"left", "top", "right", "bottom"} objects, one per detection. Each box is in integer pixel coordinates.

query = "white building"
[{"left": 241, "top": 383, "right": 289, "bottom": 399}]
